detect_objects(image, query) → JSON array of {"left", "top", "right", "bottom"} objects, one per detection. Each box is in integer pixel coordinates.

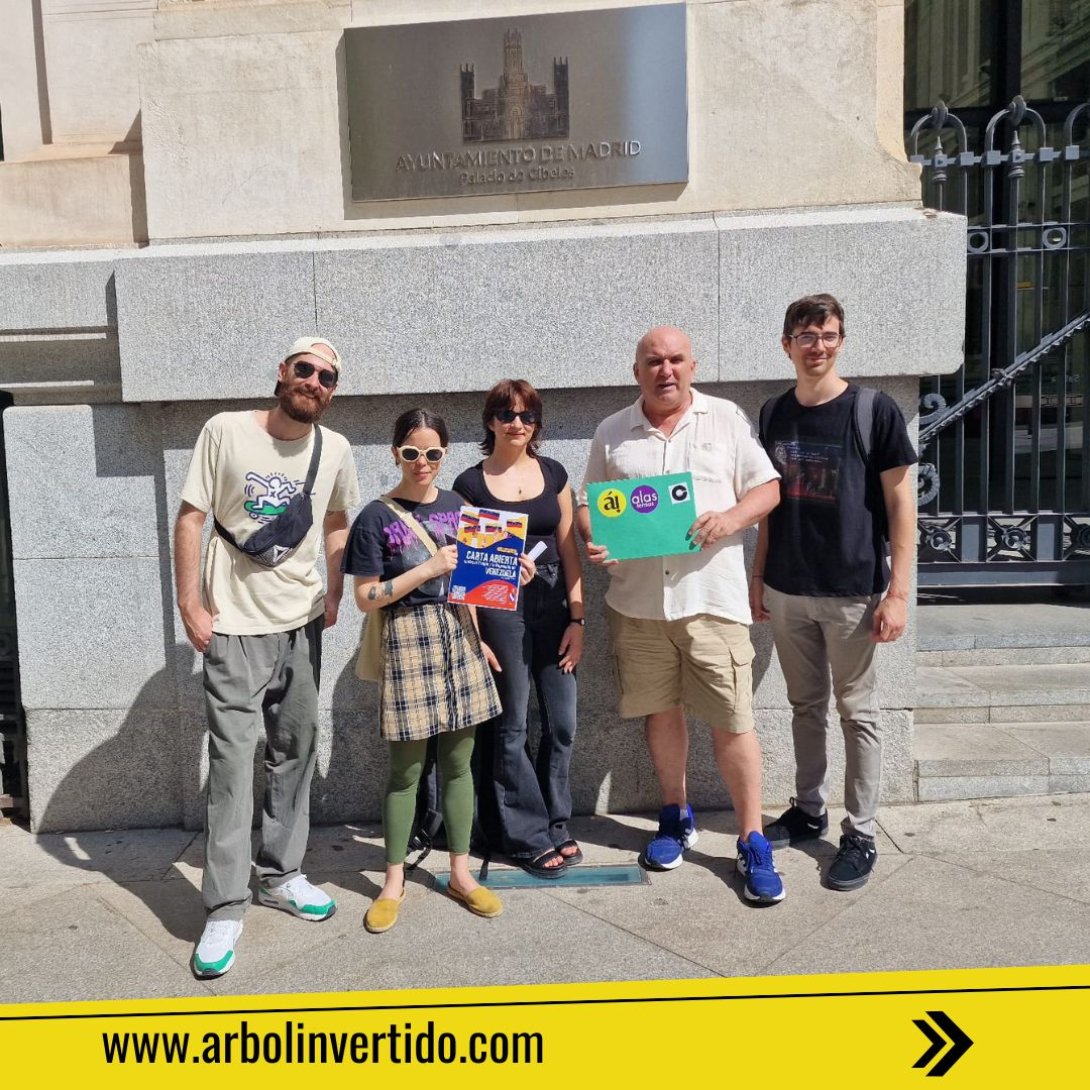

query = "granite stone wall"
[
  {"left": 8, "top": 380, "right": 920, "bottom": 833},
  {"left": 0, "top": 208, "right": 963, "bottom": 831}
]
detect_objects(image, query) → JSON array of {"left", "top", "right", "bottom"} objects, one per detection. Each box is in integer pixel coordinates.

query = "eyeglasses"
[
  {"left": 494, "top": 409, "right": 540, "bottom": 425},
  {"left": 396, "top": 445, "right": 446, "bottom": 464},
  {"left": 786, "top": 331, "right": 844, "bottom": 348},
  {"left": 292, "top": 360, "right": 338, "bottom": 389}
]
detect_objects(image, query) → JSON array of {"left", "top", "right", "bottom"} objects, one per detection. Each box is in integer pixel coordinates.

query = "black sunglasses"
[
  {"left": 494, "top": 409, "right": 540, "bottom": 425},
  {"left": 292, "top": 360, "right": 338, "bottom": 389}
]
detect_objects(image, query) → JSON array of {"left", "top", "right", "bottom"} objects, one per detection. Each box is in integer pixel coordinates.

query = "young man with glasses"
[
  {"left": 577, "top": 327, "right": 786, "bottom": 904},
  {"left": 174, "top": 337, "right": 360, "bottom": 977},
  {"left": 751, "top": 294, "right": 917, "bottom": 891}
]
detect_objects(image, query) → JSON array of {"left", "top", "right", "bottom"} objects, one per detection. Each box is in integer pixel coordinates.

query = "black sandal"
[
  {"left": 557, "top": 840, "right": 584, "bottom": 866},
  {"left": 514, "top": 848, "right": 568, "bottom": 879}
]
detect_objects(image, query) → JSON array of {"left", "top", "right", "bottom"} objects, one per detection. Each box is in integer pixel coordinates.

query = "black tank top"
[{"left": 452, "top": 456, "right": 570, "bottom": 565}]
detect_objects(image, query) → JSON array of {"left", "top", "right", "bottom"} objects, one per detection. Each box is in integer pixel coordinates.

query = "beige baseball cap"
[{"left": 284, "top": 336, "right": 342, "bottom": 374}]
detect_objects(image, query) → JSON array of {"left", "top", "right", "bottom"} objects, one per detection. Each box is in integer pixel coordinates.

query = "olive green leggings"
[{"left": 384, "top": 727, "right": 477, "bottom": 865}]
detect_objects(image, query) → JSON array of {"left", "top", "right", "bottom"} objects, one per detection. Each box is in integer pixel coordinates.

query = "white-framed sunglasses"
[{"left": 396, "top": 445, "right": 446, "bottom": 464}]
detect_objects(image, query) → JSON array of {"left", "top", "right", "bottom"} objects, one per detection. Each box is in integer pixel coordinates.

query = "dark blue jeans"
[{"left": 474, "top": 562, "right": 578, "bottom": 860}]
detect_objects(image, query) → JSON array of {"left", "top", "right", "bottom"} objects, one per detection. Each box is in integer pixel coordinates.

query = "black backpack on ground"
[
  {"left": 406, "top": 736, "right": 446, "bottom": 866},
  {"left": 406, "top": 733, "right": 497, "bottom": 876}
]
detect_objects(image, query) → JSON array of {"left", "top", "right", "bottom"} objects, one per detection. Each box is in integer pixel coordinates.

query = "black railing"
[{"left": 909, "top": 96, "right": 1090, "bottom": 585}]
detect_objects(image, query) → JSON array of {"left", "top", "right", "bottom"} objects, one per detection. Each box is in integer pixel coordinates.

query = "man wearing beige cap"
[{"left": 174, "top": 337, "right": 360, "bottom": 978}]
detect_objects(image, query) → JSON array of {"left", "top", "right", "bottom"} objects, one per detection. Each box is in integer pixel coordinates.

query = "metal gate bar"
[{"left": 909, "top": 96, "right": 1090, "bottom": 585}]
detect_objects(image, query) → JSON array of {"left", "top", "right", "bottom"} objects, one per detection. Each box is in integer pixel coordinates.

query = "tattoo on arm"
[{"left": 367, "top": 579, "right": 395, "bottom": 602}]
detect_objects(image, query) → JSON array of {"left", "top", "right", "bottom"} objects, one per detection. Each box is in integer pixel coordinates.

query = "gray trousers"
[
  {"left": 764, "top": 587, "right": 881, "bottom": 838},
  {"left": 201, "top": 616, "right": 323, "bottom": 920}
]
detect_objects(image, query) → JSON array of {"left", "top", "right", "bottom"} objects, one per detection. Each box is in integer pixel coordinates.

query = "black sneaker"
[
  {"left": 763, "top": 799, "right": 829, "bottom": 850},
  {"left": 825, "top": 834, "right": 877, "bottom": 891}
]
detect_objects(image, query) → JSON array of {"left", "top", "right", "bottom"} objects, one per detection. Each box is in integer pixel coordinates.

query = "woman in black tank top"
[{"left": 453, "top": 380, "right": 586, "bottom": 877}]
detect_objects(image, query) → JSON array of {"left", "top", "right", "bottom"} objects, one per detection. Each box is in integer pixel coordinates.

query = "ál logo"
[{"left": 597, "top": 489, "right": 627, "bottom": 518}]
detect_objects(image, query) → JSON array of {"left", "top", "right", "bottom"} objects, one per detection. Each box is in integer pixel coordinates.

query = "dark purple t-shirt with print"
[{"left": 342, "top": 489, "right": 462, "bottom": 608}]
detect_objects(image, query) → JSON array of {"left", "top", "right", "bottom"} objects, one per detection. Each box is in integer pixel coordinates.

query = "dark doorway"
[{"left": 0, "top": 392, "right": 28, "bottom": 818}]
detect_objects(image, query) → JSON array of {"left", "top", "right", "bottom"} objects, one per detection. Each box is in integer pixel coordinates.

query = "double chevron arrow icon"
[{"left": 913, "top": 1011, "right": 973, "bottom": 1076}]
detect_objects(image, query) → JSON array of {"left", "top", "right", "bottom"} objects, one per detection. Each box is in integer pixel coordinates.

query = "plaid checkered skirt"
[{"left": 379, "top": 602, "right": 502, "bottom": 742}]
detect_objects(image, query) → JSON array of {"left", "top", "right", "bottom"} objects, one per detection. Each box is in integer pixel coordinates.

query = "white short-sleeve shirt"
[{"left": 579, "top": 388, "right": 778, "bottom": 624}]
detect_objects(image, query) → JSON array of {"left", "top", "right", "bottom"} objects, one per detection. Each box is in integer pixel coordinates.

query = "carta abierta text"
[{"left": 463, "top": 549, "right": 519, "bottom": 579}]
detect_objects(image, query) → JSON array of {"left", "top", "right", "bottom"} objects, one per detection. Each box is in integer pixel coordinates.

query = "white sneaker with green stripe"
[
  {"left": 192, "top": 918, "right": 242, "bottom": 979},
  {"left": 257, "top": 874, "right": 336, "bottom": 920}
]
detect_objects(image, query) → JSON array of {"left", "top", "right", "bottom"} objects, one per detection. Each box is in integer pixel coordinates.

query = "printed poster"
[{"left": 448, "top": 505, "right": 528, "bottom": 610}]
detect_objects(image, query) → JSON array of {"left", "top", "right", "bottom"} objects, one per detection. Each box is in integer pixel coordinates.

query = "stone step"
[
  {"left": 914, "top": 720, "right": 1090, "bottom": 802},
  {"left": 917, "top": 599, "right": 1090, "bottom": 657},
  {"left": 913, "top": 600, "right": 1090, "bottom": 801},
  {"left": 915, "top": 663, "right": 1090, "bottom": 723},
  {"left": 918, "top": 646, "right": 1090, "bottom": 668}
]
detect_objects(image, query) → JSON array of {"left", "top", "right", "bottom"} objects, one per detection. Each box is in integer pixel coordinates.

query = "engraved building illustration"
[{"left": 461, "top": 29, "right": 569, "bottom": 143}]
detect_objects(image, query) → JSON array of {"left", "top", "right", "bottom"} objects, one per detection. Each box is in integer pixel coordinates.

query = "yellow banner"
[{"left": 3, "top": 965, "right": 1087, "bottom": 1086}]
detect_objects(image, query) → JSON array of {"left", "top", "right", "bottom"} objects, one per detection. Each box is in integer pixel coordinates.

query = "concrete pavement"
[{"left": 5, "top": 794, "right": 1090, "bottom": 1005}]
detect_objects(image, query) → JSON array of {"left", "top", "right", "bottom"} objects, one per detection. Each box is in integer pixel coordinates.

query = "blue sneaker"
[
  {"left": 640, "top": 804, "right": 698, "bottom": 870},
  {"left": 736, "top": 831, "right": 785, "bottom": 903}
]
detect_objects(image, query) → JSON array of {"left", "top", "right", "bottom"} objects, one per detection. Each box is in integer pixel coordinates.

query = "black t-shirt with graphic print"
[
  {"left": 759, "top": 384, "right": 917, "bottom": 597},
  {"left": 342, "top": 490, "right": 462, "bottom": 609}
]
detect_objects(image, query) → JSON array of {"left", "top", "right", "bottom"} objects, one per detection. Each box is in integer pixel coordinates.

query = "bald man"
[{"left": 577, "top": 327, "right": 785, "bottom": 903}]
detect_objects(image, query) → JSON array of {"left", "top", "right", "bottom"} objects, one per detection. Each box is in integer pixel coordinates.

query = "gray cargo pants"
[
  {"left": 201, "top": 616, "right": 323, "bottom": 921},
  {"left": 764, "top": 587, "right": 882, "bottom": 838}
]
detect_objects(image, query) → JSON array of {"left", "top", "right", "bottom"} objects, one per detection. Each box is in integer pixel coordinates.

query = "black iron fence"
[{"left": 909, "top": 96, "right": 1090, "bottom": 585}]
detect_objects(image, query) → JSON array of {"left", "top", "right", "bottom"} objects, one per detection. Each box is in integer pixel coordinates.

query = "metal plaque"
[{"left": 345, "top": 4, "right": 687, "bottom": 202}]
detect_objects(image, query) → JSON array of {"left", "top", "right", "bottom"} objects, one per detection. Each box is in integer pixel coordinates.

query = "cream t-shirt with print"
[{"left": 180, "top": 411, "right": 360, "bottom": 635}]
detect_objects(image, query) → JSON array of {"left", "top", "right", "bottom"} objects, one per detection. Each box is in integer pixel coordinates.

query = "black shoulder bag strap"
[{"left": 213, "top": 425, "right": 323, "bottom": 550}]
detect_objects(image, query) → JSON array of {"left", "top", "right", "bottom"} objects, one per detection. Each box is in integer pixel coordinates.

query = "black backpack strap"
[
  {"left": 853, "top": 386, "right": 877, "bottom": 461},
  {"left": 850, "top": 386, "right": 890, "bottom": 552},
  {"left": 761, "top": 386, "right": 874, "bottom": 458},
  {"left": 758, "top": 389, "right": 791, "bottom": 446},
  {"left": 404, "top": 831, "right": 433, "bottom": 873},
  {"left": 213, "top": 425, "right": 323, "bottom": 547}
]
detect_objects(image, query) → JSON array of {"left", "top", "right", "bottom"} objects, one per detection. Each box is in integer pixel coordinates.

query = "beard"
[{"left": 278, "top": 385, "right": 331, "bottom": 424}]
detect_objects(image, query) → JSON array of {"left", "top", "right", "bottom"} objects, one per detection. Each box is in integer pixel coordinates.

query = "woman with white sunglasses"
[{"left": 343, "top": 408, "right": 503, "bottom": 933}]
